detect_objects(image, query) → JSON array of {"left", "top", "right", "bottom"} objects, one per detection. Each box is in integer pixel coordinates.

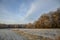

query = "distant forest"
[{"left": 0, "top": 8, "right": 60, "bottom": 28}]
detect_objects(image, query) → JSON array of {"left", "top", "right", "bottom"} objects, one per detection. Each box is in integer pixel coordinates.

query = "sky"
[{"left": 0, "top": 0, "right": 60, "bottom": 24}]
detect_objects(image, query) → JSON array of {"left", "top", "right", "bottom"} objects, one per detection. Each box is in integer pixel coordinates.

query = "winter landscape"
[
  {"left": 0, "top": 29, "right": 60, "bottom": 40},
  {"left": 0, "top": 0, "right": 60, "bottom": 40}
]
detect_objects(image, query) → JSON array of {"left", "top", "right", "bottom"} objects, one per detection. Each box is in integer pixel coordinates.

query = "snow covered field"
[{"left": 0, "top": 29, "right": 60, "bottom": 40}]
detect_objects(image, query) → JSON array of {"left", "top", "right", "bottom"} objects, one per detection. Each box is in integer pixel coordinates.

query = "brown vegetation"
[
  {"left": 34, "top": 8, "right": 60, "bottom": 28},
  {"left": 13, "top": 29, "right": 53, "bottom": 40}
]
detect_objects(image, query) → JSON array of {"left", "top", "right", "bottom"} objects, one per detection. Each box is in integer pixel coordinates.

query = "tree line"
[
  {"left": 25, "top": 8, "right": 60, "bottom": 28},
  {"left": 0, "top": 8, "right": 60, "bottom": 28}
]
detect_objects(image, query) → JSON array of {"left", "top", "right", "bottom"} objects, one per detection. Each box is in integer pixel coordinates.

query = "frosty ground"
[{"left": 0, "top": 29, "right": 60, "bottom": 40}]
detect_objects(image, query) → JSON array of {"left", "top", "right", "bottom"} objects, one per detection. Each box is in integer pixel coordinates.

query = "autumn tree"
[
  {"left": 34, "top": 8, "right": 60, "bottom": 28},
  {"left": 25, "top": 23, "right": 34, "bottom": 28},
  {"left": 51, "top": 9, "right": 60, "bottom": 28}
]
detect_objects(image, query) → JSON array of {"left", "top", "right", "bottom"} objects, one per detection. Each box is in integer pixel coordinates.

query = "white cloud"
[
  {"left": 18, "top": 3, "right": 36, "bottom": 22},
  {"left": 22, "top": 3, "right": 36, "bottom": 21},
  {"left": 22, "top": 1, "right": 41, "bottom": 22},
  {"left": 16, "top": 0, "right": 42, "bottom": 23},
  {"left": 25, "top": 3, "right": 36, "bottom": 18}
]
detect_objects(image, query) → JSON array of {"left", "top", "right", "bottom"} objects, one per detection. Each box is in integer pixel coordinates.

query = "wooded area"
[{"left": 0, "top": 8, "right": 60, "bottom": 28}]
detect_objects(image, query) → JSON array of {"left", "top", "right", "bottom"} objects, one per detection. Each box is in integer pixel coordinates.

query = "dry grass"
[
  {"left": 55, "top": 36, "right": 60, "bottom": 40},
  {"left": 12, "top": 29, "right": 54, "bottom": 40}
]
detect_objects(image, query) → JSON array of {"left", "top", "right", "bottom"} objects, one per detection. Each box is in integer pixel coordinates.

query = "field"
[{"left": 0, "top": 29, "right": 60, "bottom": 40}]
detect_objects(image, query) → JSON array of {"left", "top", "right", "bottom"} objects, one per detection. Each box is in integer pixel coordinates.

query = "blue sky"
[{"left": 0, "top": 0, "right": 60, "bottom": 24}]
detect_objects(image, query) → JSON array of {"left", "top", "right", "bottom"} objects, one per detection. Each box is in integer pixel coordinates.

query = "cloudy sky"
[{"left": 0, "top": 0, "right": 60, "bottom": 24}]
